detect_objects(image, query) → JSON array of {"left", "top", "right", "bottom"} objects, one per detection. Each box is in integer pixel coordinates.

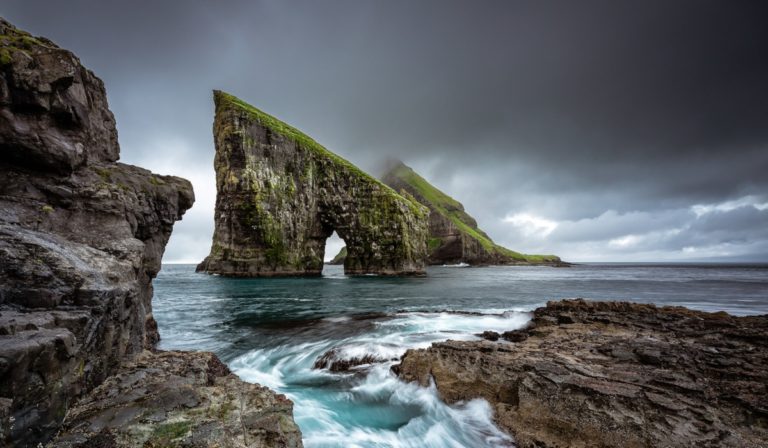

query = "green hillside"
[{"left": 382, "top": 162, "right": 562, "bottom": 265}]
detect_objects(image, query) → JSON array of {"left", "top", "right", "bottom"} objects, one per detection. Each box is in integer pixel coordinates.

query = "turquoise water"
[{"left": 153, "top": 263, "right": 768, "bottom": 447}]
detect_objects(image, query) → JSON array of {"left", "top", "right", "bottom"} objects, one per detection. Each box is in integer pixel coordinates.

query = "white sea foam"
[
  {"left": 231, "top": 310, "right": 527, "bottom": 447},
  {"left": 442, "top": 262, "right": 470, "bottom": 267}
]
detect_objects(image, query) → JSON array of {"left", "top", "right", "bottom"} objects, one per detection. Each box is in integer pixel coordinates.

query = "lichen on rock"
[{"left": 197, "top": 91, "right": 429, "bottom": 276}]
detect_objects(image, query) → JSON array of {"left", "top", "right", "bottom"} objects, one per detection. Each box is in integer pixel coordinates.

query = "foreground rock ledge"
[
  {"left": 50, "top": 351, "right": 302, "bottom": 448},
  {"left": 396, "top": 299, "right": 768, "bottom": 448}
]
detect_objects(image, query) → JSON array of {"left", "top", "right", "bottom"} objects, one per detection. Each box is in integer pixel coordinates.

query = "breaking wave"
[{"left": 230, "top": 310, "right": 528, "bottom": 447}]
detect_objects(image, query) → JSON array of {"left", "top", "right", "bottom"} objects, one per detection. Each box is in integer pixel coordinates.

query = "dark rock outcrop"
[
  {"left": 0, "top": 17, "right": 193, "bottom": 445},
  {"left": 379, "top": 161, "right": 563, "bottom": 266},
  {"left": 312, "top": 347, "right": 395, "bottom": 372},
  {"left": 397, "top": 299, "right": 768, "bottom": 448},
  {"left": 197, "top": 91, "right": 429, "bottom": 277},
  {"left": 0, "top": 21, "right": 118, "bottom": 174},
  {"left": 51, "top": 351, "right": 302, "bottom": 448},
  {"left": 0, "top": 18, "right": 301, "bottom": 448}
]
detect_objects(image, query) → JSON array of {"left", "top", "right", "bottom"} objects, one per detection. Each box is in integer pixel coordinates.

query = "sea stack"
[{"left": 197, "top": 91, "right": 429, "bottom": 276}]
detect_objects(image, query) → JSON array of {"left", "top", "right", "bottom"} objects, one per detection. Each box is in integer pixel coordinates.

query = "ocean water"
[{"left": 153, "top": 263, "right": 768, "bottom": 447}]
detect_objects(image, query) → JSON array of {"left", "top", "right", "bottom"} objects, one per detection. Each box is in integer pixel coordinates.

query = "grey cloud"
[{"left": 2, "top": 1, "right": 766, "bottom": 261}]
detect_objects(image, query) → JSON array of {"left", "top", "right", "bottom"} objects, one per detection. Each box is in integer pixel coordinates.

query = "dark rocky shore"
[
  {"left": 396, "top": 299, "right": 768, "bottom": 448},
  {"left": 0, "top": 17, "right": 301, "bottom": 447}
]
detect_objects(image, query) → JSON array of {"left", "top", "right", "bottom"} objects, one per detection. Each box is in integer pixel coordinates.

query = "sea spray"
[{"left": 230, "top": 311, "right": 526, "bottom": 447}]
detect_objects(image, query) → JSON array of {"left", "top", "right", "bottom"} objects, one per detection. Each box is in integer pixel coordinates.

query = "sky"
[{"left": 4, "top": 1, "right": 767, "bottom": 262}]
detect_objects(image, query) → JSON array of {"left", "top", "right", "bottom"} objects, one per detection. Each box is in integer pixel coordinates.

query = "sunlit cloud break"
[
  {"left": 691, "top": 195, "right": 768, "bottom": 217},
  {"left": 503, "top": 213, "right": 558, "bottom": 238}
]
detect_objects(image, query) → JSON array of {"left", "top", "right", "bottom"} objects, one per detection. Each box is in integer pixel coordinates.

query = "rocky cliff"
[
  {"left": 396, "top": 299, "right": 768, "bottom": 448},
  {"left": 0, "top": 18, "right": 301, "bottom": 448},
  {"left": 197, "top": 92, "right": 429, "bottom": 276},
  {"left": 379, "top": 161, "right": 562, "bottom": 266}
]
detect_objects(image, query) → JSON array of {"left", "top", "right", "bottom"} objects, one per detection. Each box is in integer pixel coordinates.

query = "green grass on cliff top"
[
  {"left": 1, "top": 20, "right": 49, "bottom": 65},
  {"left": 387, "top": 163, "right": 560, "bottom": 263},
  {"left": 215, "top": 90, "right": 426, "bottom": 217}
]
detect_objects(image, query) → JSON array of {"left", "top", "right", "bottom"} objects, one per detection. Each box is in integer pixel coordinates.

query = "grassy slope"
[
  {"left": 215, "top": 91, "right": 413, "bottom": 202},
  {"left": 387, "top": 163, "right": 560, "bottom": 263},
  {"left": 328, "top": 246, "right": 347, "bottom": 264}
]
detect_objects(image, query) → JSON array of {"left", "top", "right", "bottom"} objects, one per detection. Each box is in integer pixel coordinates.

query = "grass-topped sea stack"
[
  {"left": 381, "top": 161, "right": 563, "bottom": 266},
  {"left": 197, "top": 91, "right": 429, "bottom": 276}
]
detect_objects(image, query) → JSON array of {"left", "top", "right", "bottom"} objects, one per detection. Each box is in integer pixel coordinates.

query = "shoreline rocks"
[{"left": 396, "top": 299, "right": 768, "bottom": 448}]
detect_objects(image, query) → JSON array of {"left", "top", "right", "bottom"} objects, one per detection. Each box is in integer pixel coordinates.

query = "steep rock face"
[
  {"left": 396, "top": 299, "right": 768, "bottom": 448},
  {"left": 51, "top": 351, "right": 302, "bottom": 448},
  {"left": 1, "top": 18, "right": 303, "bottom": 448},
  {"left": 380, "top": 161, "right": 563, "bottom": 266},
  {"left": 0, "top": 17, "right": 189, "bottom": 446},
  {"left": 0, "top": 19, "right": 118, "bottom": 173},
  {"left": 197, "top": 91, "right": 428, "bottom": 276}
]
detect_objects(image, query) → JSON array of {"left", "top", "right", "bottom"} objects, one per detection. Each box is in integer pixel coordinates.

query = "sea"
[{"left": 153, "top": 263, "right": 768, "bottom": 448}]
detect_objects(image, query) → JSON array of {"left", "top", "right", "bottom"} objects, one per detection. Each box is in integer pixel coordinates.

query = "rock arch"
[{"left": 197, "top": 91, "right": 428, "bottom": 276}]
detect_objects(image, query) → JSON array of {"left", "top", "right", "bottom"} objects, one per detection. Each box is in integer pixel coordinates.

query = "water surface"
[{"left": 153, "top": 263, "right": 768, "bottom": 447}]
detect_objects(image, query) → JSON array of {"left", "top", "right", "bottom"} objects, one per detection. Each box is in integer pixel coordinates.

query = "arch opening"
[{"left": 322, "top": 231, "right": 346, "bottom": 274}]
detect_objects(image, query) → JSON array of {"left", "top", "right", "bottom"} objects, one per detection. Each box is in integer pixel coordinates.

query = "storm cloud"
[{"left": 4, "top": 1, "right": 767, "bottom": 261}]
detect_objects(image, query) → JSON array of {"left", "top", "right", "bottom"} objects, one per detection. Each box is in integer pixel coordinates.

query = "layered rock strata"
[
  {"left": 381, "top": 161, "right": 563, "bottom": 266},
  {"left": 397, "top": 299, "right": 768, "bottom": 448},
  {"left": 0, "top": 18, "right": 302, "bottom": 448},
  {"left": 197, "top": 91, "right": 429, "bottom": 276}
]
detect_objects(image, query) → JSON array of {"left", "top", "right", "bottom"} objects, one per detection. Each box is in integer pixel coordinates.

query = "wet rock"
[
  {"left": 197, "top": 91, "right": 429, "bottom": 277},
  {"left": 312, "top": 347, "right": 392, "bottom": 372},
  {"left": 396, "top": 299, "right": 768, "bottom": 448},
  {"left": 501, "top": 330, "right": 528, "bottom": 342},
  {"left": 50, "top": 351, "right": 302, "bottom": 448},
  {"left": 478, "top": 331, "right": 500, "bottom": 341}
]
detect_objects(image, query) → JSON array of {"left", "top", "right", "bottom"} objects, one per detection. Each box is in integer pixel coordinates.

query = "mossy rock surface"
[{"left": 197, "top": 91, "right": 429, "bottom": 276}]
